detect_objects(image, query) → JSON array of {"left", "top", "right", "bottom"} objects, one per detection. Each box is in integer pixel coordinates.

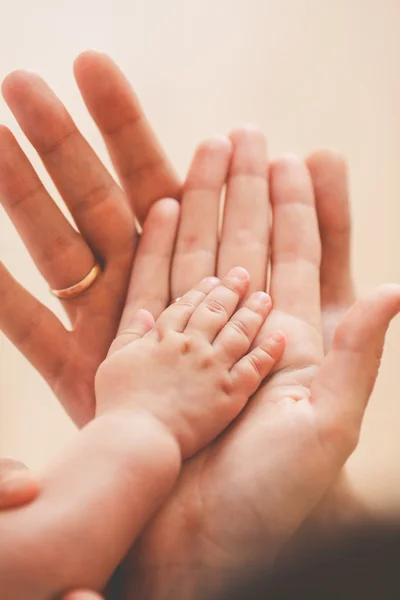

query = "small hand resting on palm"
[
  {"left": 0, "top": 268, "right": 284, "bottom": 600},
  {"left": 96, "top": 266, "right": 284, "bottom": 457}
]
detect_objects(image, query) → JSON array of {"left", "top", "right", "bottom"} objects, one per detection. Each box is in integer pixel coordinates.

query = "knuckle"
[
  {"left": 74, "top": 181, "right": 117, "bottom": 217},
  {"left": 259, "top": 344, "right": 274, "bottom": 363},
  {"left": 203, "top": 298, "right": 228, "bottom": 317},
  {"left": 177, "top": 336, "right": 192, "bottom": 355},
  {"left": 15, "top": 304, "right": 46, "bottom": 347},
  {"left": 41, "top": 232, "right": 83, "bottom": 265},
  {"left": 177, "top": 296, "right": 199, "bottom": 311},
  {"left": 219, "top": 373, "right": 234, "bottom": 395},
  {"left": 39, "top": 128, "right": 77, "bottom": 157},
  {"left": 320, "top": 412, "right": 360, "bottom": 457},
  {"left": 228, "top": 318, "right": 251, "bottom": 342},
  {"left": 7, "top": 185, "right": 43, "bottom": 213},
  {"left": 155, "top": 323, "right": 167, "bottom": 341},
  {"left": 246, "top": 352, "right": 264, "bottom": 378},
  {"left": 199, "top": 354, "right": 215, "bottom": 370}
]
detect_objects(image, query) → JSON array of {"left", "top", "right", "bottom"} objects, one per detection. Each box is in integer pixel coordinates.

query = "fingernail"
[
  {"left": 252, "top": 292, "right": 271, "bottom": 306},
  {"left": 227, "top": 267, "right": 249, "bottom": 282},
  {"left": 269, "top": 331, "right": 285, "bottom": 344},
  {"left": 204, "top": 276, "right": 220, "bottom": 287}
]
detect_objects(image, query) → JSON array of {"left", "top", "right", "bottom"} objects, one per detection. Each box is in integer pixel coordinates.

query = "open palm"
[{"left": 122, "top": 156, "right": 400, "bottom": 600}]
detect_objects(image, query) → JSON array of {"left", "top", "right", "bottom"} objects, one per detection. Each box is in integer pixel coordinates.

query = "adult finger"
[
  {"left": 313, "top": 284, "right": 400, "bottom": 455},
  {"left": 118, "top": 198, "right": 180, "bottom": 332},
  {"left": 2, "top": 70, "right": 135, "bottom": 259},
  {"left": 0, "top": 126, "right": 94, "bottom": 291},
  {"left": 218, "top": 126, "right": 270, "bottom": 295},
  {"left": 307, "top": 150, "right": 356, "bottom": 350},
  {"left": 74, "top": 51, "right": 181, "bottom": 224},
  {"left": 172, "top": 136, "right": 231, "bottom": 298},
  {"left": 0, "top": 262, "right": 69, "bottom": 384},
  {"left": 269, "top": 155, "right": 322, "bottom": 330},
  {"left": 307, "top": 150, "right": 355, "bottom": 308}
]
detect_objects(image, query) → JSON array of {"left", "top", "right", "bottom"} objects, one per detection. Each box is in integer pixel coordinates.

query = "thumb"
[
  {"left": 108, "top": 308, "right": 155, "bottom": 356},
  {"left": 312, "top": 284, "right": 400, "bottom": 448}
]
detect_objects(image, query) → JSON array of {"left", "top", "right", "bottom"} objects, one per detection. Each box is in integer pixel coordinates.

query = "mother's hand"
[
  {"left": 0, "top": 52, "right": 180, "bottom": 426},
  {"left": 118, "top": 143, "right": 399, "bottom": 599}
]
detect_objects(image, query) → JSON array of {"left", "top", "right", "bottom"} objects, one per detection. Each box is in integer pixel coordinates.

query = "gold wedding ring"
[{"left": 51, "top": 263, "right": 101, "bottom": 300}]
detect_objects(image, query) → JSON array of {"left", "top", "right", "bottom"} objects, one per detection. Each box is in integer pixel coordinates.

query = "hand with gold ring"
[
  {"left": 0, "top": 52, "right": 180, "bottom": 427},
  {"left": 1, "top": 55, "right": 399, "bottom": 599}
]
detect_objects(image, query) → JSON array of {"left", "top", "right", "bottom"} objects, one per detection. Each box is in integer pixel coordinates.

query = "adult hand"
[
  {"left": 288, "top": 151, "right": 364, "bottom": 543},
  {"left": 0, "top": 52, "right": 180, "bottom": 426},
  {"left": 119, "top": 142, "right": 399, "bottom": 599}
]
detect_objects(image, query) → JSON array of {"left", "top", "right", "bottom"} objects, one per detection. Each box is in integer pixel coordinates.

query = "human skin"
[
  {"left": 119, "top": 153, "right": 399, "bottom": 599},
  {"left": 0, "top": 52, "right": 397, "bottom": 597},
  {"left": 0, "top": 272, "right": 284, "bottom": 599},
  {"left": 0, "top": 468, "right": 102, "bottom": 600}
]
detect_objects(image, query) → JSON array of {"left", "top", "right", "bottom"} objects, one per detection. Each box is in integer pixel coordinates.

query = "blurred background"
[{"left": 0, "top": 0, "right": 399, "bottom": 513}]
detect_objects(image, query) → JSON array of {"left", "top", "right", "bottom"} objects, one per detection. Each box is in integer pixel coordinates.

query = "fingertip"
[
  {"left": 134, "top": 308, "right": 156, "bottom": 329},
  {"left": 269, "top": 330, "right": 286, "bottom": 345},
  {"left": 0, "top": 471, "right": 40, "bottom": 510},
  {"left": 0, "top": 124, "right": 15, "bottom": 148},
  {"left": 199, "top": 276, "right": 220, "bottom": 293},
  {"left": 185, "top": 136, "right": 232, "bottom": 192},
  {"left": 2, "top": 70, "right": 40, "bottom": 100},
  {"left": 229, "top": 124, "right": 265, "bottom": 145},
  {"left": 248, "top": 291, "right": 271, "bottom": 307},
  {"left": 151, "top": 197, "right": 180, "bottom": 219},
  {"left": 375, "top": 282, "right": 400, "bottom": 302},
  {"left": 260, "top": 330, "right": 286, "bottom": 362},
  {"left": 195, "top": 135, "right": 232, "bottom": 157},
  {"left": 306, "top": 149, "right": 347, "bottom": 177},
  {"left": 225, "top": 266, "right": 250, "bottom": 284},
  {"left": 74, "top": 50, "right": 116, "bottom": 84},
  {"left": 140, "top": 197, "right": 180, "bottom": 239}
]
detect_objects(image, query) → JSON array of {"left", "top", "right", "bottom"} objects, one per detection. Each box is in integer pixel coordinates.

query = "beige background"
[{"left": 0, "top": 0, "right": 399, "bottom": 512}]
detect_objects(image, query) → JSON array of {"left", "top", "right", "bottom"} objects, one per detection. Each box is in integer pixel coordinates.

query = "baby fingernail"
[
  {"left": 252, "top": 292, "right": 271, "bottom": 306},
  {"left": 227, "top": 267, "right": 249, "bottom": 282},
  {"left": 269, "top": 331, "right": 285, "bottom": 344}
]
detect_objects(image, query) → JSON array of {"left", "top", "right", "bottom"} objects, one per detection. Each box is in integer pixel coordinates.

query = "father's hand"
[{"left": 0, "top": 52, "right": 180, "bottom": 426}]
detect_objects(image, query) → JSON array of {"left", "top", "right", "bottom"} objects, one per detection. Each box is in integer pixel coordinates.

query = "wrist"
[
  {"left": 92, "top": 409, "right": 182, "bottom": 483},
  {"left": 278, "top": 471, "right": 372, "bottom": 565}
]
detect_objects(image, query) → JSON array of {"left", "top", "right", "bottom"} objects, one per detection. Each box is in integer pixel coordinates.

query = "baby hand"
[
  {"left": 96, "top": 267, "right": 285, "bottom": 457},
  {"left": 0, "top": 458, "right": 39, "bottom": 510}
]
